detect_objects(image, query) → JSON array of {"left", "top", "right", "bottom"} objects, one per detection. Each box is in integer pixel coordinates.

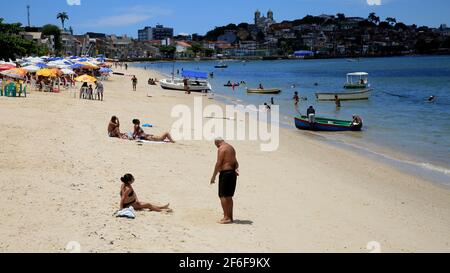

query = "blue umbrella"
[
  {"left": 36, "top": 63, "right": 48, "bottom": 68},
  {"left": 99, "top": 67, "right": 112, "bottom": 73},
  {"left": 71, "top": 63, "right": 84, "bottom": 69}
]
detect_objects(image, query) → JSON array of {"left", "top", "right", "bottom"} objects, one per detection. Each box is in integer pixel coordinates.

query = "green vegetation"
[
  {"left": 159, "top": 45, "right": 176, "bottom": 59},
  {"left": 0, "top": 18, "right": 47, "bottom": 60},
  {"left": 42, "top": 24, "right": 62, "bottom": 53}
]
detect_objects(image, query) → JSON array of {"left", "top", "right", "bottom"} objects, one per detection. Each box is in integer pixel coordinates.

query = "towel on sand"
[
  {"left": 115, "top": 206, "right": 136, "bottom": 219},
  {"left": 137, "top": 140, "right": 167, "bottom": 144}
]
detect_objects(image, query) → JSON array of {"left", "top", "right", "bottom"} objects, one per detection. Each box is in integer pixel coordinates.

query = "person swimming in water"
[{"left": 428, "top": 96, "right": 436, "bottom": 103}]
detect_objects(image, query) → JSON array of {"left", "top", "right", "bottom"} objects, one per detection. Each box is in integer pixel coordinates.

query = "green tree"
[
  {"left": 203, "top": 48, "right": 215, "bottom": 57},
  {"left": 386, "top": 17, "right": 397, "bottom": 26},
  {"left": 336, "top": 13, "right": 346, "bottom": 21},
  {"left": 190, "top": 43, "right": 203, "bottom": 56},
  {"left": 256, "top": 31, "right": 265, "bottom": 42},
  {"left": 368, "top": 12, "right": 380, "bottom": 24},
  {"left": 159, "top": 45, "right": 176, "bottom": 59},
  {"left": 42, "top": 24, "right": 62, "bottom": 53},
  {"left": 0, "top": 18, "right": 47, "bottom": 60},
  {"left": 57, "top": 12, "right": 69, "bottom": 30}
]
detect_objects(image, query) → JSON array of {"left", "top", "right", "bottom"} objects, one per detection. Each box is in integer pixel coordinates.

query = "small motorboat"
[
  {"left": 315, "top": 89, "right": 372, "bottom": 101},
  {"left": 247, "top": 88, "right": 281, "bottom": 94},
  {"left": 344, "top": 72, "right": 370, "bottom": 89},
  {"left": 215, "top": 61, "right": 228, "bottom": 68},
  {"left": 294, "top": 115, "right": 363, "bottom": 132},
  {"left": 159, "top": 70, "right": 211, "bottom": 92},
  {"left": 224, "top": 82, "right": 240, "bottom": 87}
]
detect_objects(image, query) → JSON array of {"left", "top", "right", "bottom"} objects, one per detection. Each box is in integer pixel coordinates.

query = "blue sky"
[{"left": 1, "top": 0, "right": 449, "bottom": 37}]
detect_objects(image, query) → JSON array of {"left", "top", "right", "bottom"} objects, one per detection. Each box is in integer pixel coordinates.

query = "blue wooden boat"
[{"left": 294, "top": 115, "right": 363, "bottom": 132}]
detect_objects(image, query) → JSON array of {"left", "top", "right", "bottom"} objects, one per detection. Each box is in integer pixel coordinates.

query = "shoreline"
[
  {"left": 138, "top": 63, "right": 450, "bottom": 187},
  {"left": 1, "top": 65, "right": 450, "bottom": 252},
  {"left": 122, "top": 53, "right": 450, "bottom": 63}
]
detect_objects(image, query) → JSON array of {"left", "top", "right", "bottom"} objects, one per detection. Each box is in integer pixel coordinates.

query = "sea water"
[{"left": 134, "top": 56, "right": 450, "bottom": 185}]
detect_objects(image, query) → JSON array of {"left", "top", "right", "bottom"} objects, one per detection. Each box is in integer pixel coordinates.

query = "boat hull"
[
  {"left": 315, "top": 89, "right": 372, "bottom": 101},
  {"left": 247, "top": 88, "right": 281, "bottom": 94},
  {"left": 294, "top": 116, "right": 362, "bottom": 132},
  {"left": 344, "top": 83, "right": 369, "bottom": 89},
  {"left": 159, "top": 79, "right": 211, "bottom": 92}
]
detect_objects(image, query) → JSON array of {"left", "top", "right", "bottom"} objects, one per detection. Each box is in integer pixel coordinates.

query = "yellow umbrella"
[
  {"left": 36, "top": 68, "right": 62, "bottom": 77},
  {"left": 75, "top": 74, "right": 97, "bottom": 83},
  {"left": 79, "top": 62, "right": 99, "bottom": 70}
]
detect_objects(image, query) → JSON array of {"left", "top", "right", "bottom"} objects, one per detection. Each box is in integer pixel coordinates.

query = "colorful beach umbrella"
[
  {"left": 36, "top": 68, "right": 62, "bottom": 77},
  {"left": 22, "top": 65, "right": 41, "bottom": 73},
  {"left": 35, "top": 63, "right": 48, "bottom": 68},
  {"left": 78, "top": 62, "right": 99, "bottom": 70},
  {"left": 75, "top": 74, "right": 97, "bottom": 83},
  {"left": 99, "top": 67, "right": 113, "bottom": 73},
  {"left": 60, "top": 68, "right": 75, "bottom": 75},
  {"left": 0, "top": 64, "right": 16, "bottom": 71},
  {"left": 0, "top": 68, "right": 27, "bottom": 79}
]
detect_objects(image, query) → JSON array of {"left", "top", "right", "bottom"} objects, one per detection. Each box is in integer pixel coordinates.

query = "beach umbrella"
[
  {"left": 78, "top": 62, "right": 99, "bottom": 70},
  {"left": 70, "top": 63, "right": 84, "bottom": 70},
  {"left": 0, "top": 64, "right": 16, "bottom": 71},
  {"left": 22, "top": 65, "right": 41, "bottom": 73},
  {"left": 0, "top": 68, "right": 27, "bottom": 79},
  {"left": 75, "top": 74, "right": 97, "bottom": 83},
  {"left": 36, "top": 63, "right": 48, "bottom": 68},
  {"left": 36, "top": 68, "right": 62, "bottom": 77},
  {"left": 99, "top": 67, "right": 112, "bottom": 73},
  {"left": 61, "top": 68, "right": 75, "bottom": 75}
]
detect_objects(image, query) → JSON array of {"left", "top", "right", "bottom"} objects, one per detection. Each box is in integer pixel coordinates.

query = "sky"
[{"left": 1, "top": 0, "right": 449, "bottom": 37}]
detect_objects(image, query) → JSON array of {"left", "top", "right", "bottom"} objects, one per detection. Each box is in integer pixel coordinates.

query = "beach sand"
[{"left": 0, "top": 66, "right": 449, "bottom": 253}]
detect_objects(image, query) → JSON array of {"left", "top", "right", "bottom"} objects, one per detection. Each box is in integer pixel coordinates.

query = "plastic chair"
[{"left": 21, "top": 85, "right": 27, "bottom": 97}]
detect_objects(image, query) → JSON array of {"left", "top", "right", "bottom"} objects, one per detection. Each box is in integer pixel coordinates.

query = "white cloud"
[
  {"left": 66, "top": 0, "right": 81, "bottom": 6},
  {"left": 83, "top": 6, "right": 172, "bottom": 27},
  {"left": 367, "top": 0, "right": 382, "bottom": 5}
]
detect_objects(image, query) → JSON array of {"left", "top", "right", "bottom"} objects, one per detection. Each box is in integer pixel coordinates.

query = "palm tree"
[
  {"left": 368, "top": 12, "right": 380, "bottom": 24},
  {"left": 57, "top": 12, "right": 69, "bottom": 30},
  {"left": 386, "top": 17, "right": 397, "bottom": 26}
]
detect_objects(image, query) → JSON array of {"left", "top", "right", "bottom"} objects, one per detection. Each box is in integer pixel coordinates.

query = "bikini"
[{"left": 121, "top": 187, "right": 136, "bottom": 208}]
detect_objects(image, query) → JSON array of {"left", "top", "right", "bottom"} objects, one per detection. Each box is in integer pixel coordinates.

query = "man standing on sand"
[
  {"left": 210, "top": 138, "right": 239, "bottom": 224},
  {"left": 183, "top": 78, "right": 191, "bottom": 94},
  {"left": 132, "top": 76, "right": 138, "bottom": 91}
]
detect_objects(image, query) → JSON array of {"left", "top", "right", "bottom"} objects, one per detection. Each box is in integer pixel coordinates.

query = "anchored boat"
[
  {"left": 159, "top": 70, "right": 211, "bottom": 92},
  {"left": 315, "top": 89, "right": 372, "bottom": 101},
  {"left": 247, "top": 88, "right": 281, "bottom": 94},
  {"left": 294, "top": 115, "right": 363, "bottom": 132}
]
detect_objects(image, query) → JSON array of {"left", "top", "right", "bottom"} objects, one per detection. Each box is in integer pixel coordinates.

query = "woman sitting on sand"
[
  {"left": 132, "top": 119, "right": 175, "bottom": 143},
  {"left": 120, "top": 174, "right": 172, "bottom": 212},
  {"left": 108, "top": 116, "right": 128, "bottom": 139}
]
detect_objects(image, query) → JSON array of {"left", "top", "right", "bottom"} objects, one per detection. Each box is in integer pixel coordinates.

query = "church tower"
[
  {"left": 267, "top": 10, "right": 274, "bottom": 21},
  {"left": 255, "top": 10, "right": 261, "bottom": 25}
]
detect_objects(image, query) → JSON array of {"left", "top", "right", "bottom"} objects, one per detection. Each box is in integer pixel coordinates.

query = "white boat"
[
  {"left": 159, "top": 78, "right": 212, "bottom": 92},
  {"left": 315, "top": 89, "right": 372, "bottom": 101},
  {"left": 344, "top": 72, "right": 370, "bottom": 89}
]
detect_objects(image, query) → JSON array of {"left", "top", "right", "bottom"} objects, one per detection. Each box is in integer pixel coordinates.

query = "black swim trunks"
[{"left": 219, "top": 170, "right": 237, "bottom": 198}]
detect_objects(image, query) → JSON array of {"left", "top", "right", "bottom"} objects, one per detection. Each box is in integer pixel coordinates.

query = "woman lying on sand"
[
  {"left": 108, "top": 116, "right": 128, "bottom": 139},
  {"left": 132, "top": 119, "right": 175, "bottom": 143},
  {"left": 120, "top": 174, "right": 172, "bottom": 212}
]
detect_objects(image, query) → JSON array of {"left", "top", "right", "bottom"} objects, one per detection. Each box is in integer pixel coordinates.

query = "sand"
[{"left": 0, "top": 65, "right": 449, "bottom": 253}]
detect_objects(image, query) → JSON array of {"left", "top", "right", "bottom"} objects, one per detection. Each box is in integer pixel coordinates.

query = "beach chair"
[{"left": 5, "top": 83, "right": 16, "bottom": 97}]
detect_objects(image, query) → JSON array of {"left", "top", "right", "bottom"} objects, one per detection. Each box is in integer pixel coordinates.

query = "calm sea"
[{"left": 134, "top": 56, "right": 450, "bottom": 185}]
